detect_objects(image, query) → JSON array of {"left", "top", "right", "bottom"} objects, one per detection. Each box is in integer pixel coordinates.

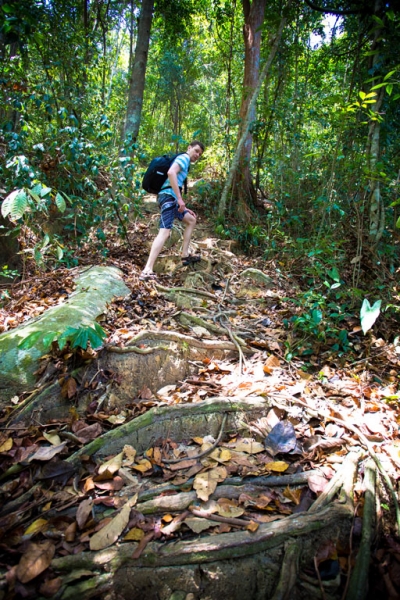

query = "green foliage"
[
  {"left": 285, "top": 287, "right": 353, "bottom": 360},
  {"left": 1, "top": 182, "right": 68, "bottom": 222},
  {"left": 1, "top": 265, "right": 19, "bottom": 280},
  {"left": 18, "top": 322, "right": 107, "bottom": 352},
  {"left": 215, "top": 222, "right": 267, "bottom": 254}
]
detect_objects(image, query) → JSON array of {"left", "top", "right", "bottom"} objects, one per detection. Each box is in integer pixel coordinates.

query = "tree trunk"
[
  {"left": 234, "top": 0, "right": 267, "bottom": 218},
  {"left": 124, "top": 0, "right": 155, "bottom": 142},
  {"left": 218, "top": 6, "right": 290, "bottom": 218},
  {"left": 367, "top": 1, "right": 385, "bottom": 244}
]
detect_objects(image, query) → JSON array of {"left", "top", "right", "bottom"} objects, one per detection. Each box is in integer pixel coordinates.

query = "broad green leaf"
[
  {"left": 18, "top": 331, "right": 44, "bottom": 350},
  {"left": 40, "top": 186, "right": 52, "bottom": 198},
  {"left": 327, "top": 267, "right": 340, "bottom": 282},
  {"left": 386, "top": 83, "right": 393, "bottom": 96},
  {"left": 42, "top": 332, "right": 57, "bottom": 349},
  {"left": 359, "top": 91, "right": 366, "bottom": 100},
  {"left": 42, "top": 234, "right": 50, "bottom": 249},
  {"left": 1, "top": 189, "right": 29, "bottom": 220},
  {"left": 372, "top": 15, "right": 384, "bottom": 27},
  {"left": 93, "top": 322, "right": 107, "bottom": 339},
  {"left": 360, "top": 299, "right": 381, "bottom": 334},
  {"left": 370, "top": 82, "right": 387, "bottom": 90},
  {"left": 33, "top": 247, "right": 43, "bottom": 266},
  {"left": 31, "top": 184, "right": 43, "bottom": 195},
  {"left": 28, "top": 190, "right": 41, "bottom": 204},
  {"left": 384, "top": 70, "right": 397, "bottom": 81},
  {"left": 311, "top": 310, "right": 322, "bottom": 325},
  {"left": 56, "top": 245, "right": 64, "bottom": 260},
  {"left": 71, "top": 328, "right": 89, "bottom": 349},
  {"left": 396, "top": 216, "right": 400, "bottom": 228},
  {"left": 87, "top": 329, "right": 104, "bottom": 349},
  {"left": 57, "top": 326, "right": 79, "bottom": 350},
  {"left": 55, "top": 192, "right": 66, "bottom": 213}
]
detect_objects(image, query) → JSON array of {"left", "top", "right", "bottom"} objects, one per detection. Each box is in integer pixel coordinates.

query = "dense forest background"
[{"left": 1, "top": 0, "right": 400, "bottom": 358}]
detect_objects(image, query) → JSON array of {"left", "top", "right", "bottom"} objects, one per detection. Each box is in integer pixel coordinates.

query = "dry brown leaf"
[
  {"left": 122, "top": 444, "right": 137, "bottom": 465},
  {"left": 76, "top": 497, "right": 94, "bottom": 529},
  {"left": 184, "top": 517, "right": 217, "bottom": 533},
  {"left": 283, "top": 486, "right": 302, "bottom": 505},
  {"left": 39, "top": 577, "right": 62, "bottom": 597},
  {"left": 246, "top": 521, "right": 259, "bottom": 532},
  {"left": 123, "top": 527, "right": 144, "bottom": 541},
  {"left": 308, "top": 474, "right": 329, "bottom": 494},
  {"left": 216, "top": 498, "right": 244, "bottom": 518},
  {"left": 98, "top": 452, "right": 123, "bottom": 476},
  {"left": 42, "top": 431, "right": 62, "bottom": 446},
  {"left": 24, "top": 518, "right": 48, "bottom": 537},
  {"left": 192, "top": 437, "right": 204, "bottom": 445},
  {"left": 83, "top": 477, "right": 95, "bottom": 493},
  {"left": 0, "top": 437, "right": 13, "bottom": 453},
  {"left": 62, "top": 377, "right": 77, "bottom": 399},
  {"left": 16, "top": 541, "right": 55, "bottom": 583},
  {"left": 28, "top": 442, "right": 67, "bottom": 462},
  {"left": 231, "top": 439, "right": 264, "bottom": 454},
  {"left": 89, "top": 499, "right": 133, "bottom": 551},
  {"left": 75, "top": 423, "right": 103, "bottom": 444},
  {"left": 64, "top": 522, "right": 77, "bottom": 543},
  {"left": 263, "top": 355, "right": 281, "bottom": 374},
  {"left": 168, "top": 459, "right": 197, "bottom": 471},
  {"left": 153, "top": 447, "right": 162, "bottom": 464},
  {"left": 265, "top": 461, "right": 289, "bottom": 473},
  {"left": 131, "top": 458, "right": 152, "bottom": 473},
  {"left": 193, "top": 466, "right": 227, "bottom": 501},
  {"left": 208, "top": 448, "right": 231, "bottom": 463}
]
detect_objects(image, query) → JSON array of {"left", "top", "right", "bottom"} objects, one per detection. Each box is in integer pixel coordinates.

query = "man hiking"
[{"left": 139, "top": 140, "right": 204, "bottom": 281}]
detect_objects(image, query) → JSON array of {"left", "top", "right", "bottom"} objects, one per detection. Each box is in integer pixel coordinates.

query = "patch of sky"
[{"left": 309, "top": 14, "right": 344, "bottom": 49}]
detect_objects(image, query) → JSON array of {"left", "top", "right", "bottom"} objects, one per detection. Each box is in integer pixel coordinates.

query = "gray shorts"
[{"left": 158, "top": 193, "right": 188, "bottom": 230}]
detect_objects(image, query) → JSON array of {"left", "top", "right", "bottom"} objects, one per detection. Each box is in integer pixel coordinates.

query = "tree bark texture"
[
  {"left": 234, "top": 0, "right": 267, "bottom": 215},
  {"left": 124, "top": 0, "right": 155, "bottom": 142},
  {"left": 367, "top": 0, "right": 385, "bottom": 244},
  {"left": 218, "top": 4, "right": 290, "bottom": 217}
]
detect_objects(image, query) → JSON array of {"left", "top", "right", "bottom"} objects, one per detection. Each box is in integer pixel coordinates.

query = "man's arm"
[{"left": 167, "top": 162, "right": 186, "bottom": 212}]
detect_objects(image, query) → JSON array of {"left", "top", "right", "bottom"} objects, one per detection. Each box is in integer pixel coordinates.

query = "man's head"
[{"left": 187, "top": 140, "right": 204, "bottom": 163}]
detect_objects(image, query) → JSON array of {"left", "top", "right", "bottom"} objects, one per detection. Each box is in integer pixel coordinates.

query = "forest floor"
[{"left": 0, "top": 195, "right": 400, "bottom": 599}]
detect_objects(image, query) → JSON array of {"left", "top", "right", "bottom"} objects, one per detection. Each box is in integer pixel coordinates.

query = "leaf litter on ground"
[{"left": 0, "top": 220, "right": 400, "bottom": 596}]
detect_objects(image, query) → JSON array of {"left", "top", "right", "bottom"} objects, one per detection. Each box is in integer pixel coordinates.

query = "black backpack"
[{"left": 142, "top": 153, "right": 188, "bottom": 195}]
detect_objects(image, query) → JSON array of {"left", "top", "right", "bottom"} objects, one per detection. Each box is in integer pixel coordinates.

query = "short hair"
[{"left": 189, "top": 140, "right": 205, "bottom": 151}]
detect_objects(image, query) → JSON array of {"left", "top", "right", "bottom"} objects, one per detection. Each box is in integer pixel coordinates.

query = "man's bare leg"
[
  {"left": 181, "top": 212, "right": 196, "bottom": 258},
  {"left": 142, "top": 228, "right": 171, "bottom": 274}
]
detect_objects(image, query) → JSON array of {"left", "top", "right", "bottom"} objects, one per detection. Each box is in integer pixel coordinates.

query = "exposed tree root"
[
  {"left": 346, "top": 459, "right": 377, "bottom": 600},
  {"left": 289, "top": 396, "right": 400, "bottom": 533},
  {"left": 126, "top": 329, "right": 250, "bottom": 353},
  {"left": 155, "top": 283, "right": 217, "bottom": 300},
  {"left": 309, "top": 452, "right": 361, "bottom": 514},
  {"left": 271, "top": 538, "right": 302, "bottom": 600}
]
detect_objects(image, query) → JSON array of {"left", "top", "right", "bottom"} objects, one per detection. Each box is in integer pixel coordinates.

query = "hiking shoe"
[
  {"left": 182, "top": 255, "right": 201, "bottom": 266},
  {"left": 139, "top": 271, "right": 157, "bottom": 281}
]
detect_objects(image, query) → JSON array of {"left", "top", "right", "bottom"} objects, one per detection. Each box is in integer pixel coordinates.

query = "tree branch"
[{"left": 303, "top": 0, "right": 366, "bottom": 16}]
